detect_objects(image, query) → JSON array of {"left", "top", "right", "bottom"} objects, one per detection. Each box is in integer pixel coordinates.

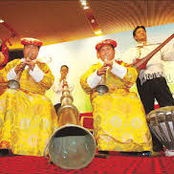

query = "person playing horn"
[
  {"left": 80, "top": 39, "right": 153, "bottom": 156},
  {"left": 52, "top": 65, "right": 69, "bottom": 112},
  {"left": 0, "top": 39, "right": 9, "bottom": 70},
  {"left": 122, "top": 26, "right": 174, "bottom": 152},
  {"left": 0, "top": 40, "right": 7, "bottom": 95},
  {"left": 0, "top": 38, "right": 58, "bottom": 156}
]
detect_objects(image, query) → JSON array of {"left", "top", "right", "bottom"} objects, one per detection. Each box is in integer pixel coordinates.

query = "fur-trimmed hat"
[
  {"left": 95, "top": 39, "right": 117, "bottom": 52},
  {"left": 21, "top": 37, "right": 42, "bottom": 46}
]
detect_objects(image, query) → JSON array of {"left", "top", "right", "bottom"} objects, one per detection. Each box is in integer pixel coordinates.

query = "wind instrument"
[
  {"left": 96, "top": 55, "right": 109, "bottom": 94},
  {"left": 7, "top": 54, "right": 33, "bottom": 89},
  {"left": 44, "top": 79, "right": 96, "bottom": 169}
]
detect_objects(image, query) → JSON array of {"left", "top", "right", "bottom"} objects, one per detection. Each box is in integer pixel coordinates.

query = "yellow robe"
[
  {"left": 0, "top": 59, "right": 58, "bottom": 156},
  {"left": 80, "top": 61, "right": 152, "bottom": 152}
]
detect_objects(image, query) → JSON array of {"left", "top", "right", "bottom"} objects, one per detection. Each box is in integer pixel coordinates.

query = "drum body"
[{"left": 147, "top": 106, "right": 174, "bottom": 151}]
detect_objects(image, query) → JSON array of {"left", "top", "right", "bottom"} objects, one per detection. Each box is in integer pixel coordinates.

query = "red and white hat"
[
  {"left": 95, "top": 39, "right": 117, "bottom": 52},
  {"left": 21, "top": 37, "right": 43, "bottom": 47}
]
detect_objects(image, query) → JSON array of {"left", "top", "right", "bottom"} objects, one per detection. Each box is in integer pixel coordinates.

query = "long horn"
[{"left": 46, "top": 79, "right": 96, "bottom": 169}]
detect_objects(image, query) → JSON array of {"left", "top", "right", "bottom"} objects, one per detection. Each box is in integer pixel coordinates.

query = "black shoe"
[
  {"left": 98, "top": 150, "right": 109, "bottom": 155},
  {"left": 153, "top": 144, "right": 164, "bottom": 152},
  {"left": 0, "top": 149, "right": 10, "bottom": 156},
  {"left": 121, "top": 151, "right": 150, "bottom": 157},
  {"left": 139, "top": 151, "right": 151, "bottom": 157},
  {"left": 95, "top": 151, "right": 109, "bottom": 159}
]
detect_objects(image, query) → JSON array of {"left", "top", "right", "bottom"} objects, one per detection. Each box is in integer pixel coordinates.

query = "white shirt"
[
  {"left": 7, "top": 58, "right": 45, "bottom": 82},
  {"left": 122, "top": 40, "right": 174, "bottom": 84},
  {"left": 52, "top": 77, "right": 73, "bottom": 104},
  {"left": 87, "top": 59, "right": 127, "bottom": 89}
]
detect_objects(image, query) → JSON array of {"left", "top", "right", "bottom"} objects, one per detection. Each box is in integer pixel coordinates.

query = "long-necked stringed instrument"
[
  {"left": 0, "top": 18, "right": 18, "bottom": 69},
  {"left": 133, "top": 33, "right": 174, "bottom": 71}
]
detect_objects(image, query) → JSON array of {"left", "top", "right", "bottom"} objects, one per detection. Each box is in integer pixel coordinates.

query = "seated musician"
[
  {"left": 80, "top": 39, "right": 153, "bottom": 156},
  {"left": 0, "top": 38, "right": 58, "bottom": 156},
  {"left": 0, "top": 39, "right": 9, "bottom": 95},
  {"left": 0, "top": 39, "right": 9, "bottom": 70}
]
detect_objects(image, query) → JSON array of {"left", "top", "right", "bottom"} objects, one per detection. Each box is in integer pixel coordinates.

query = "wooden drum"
[{"left": 147, "top": 106, "right": 174, "bottom": 156}]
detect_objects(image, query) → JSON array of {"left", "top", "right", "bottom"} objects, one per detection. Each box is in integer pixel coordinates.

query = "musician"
[
  {"left": 0, "top": 39, "right": 9, "bottom": 70},
  {"left": 0, "top": 38, "right": 58, "bottom": 156},
  {"left": 80, "top": 39, "right": 152, "bottom": 156},
  {"left": 52, "top": 65, "right": 70, "bottom": 112},
  {"left": 122, "top": 26, "right": 174, "bottom": 151},
  {"left": 0, "top": 39, "right": 4, "bottom": 61},
  {"left": 0, "top": 39, "right": 8, "bottom": 96}
]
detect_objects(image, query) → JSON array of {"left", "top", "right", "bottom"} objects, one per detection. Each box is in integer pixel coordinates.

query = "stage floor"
[{"left": 0, "top": 153, "right": 174, "bottom": 174}]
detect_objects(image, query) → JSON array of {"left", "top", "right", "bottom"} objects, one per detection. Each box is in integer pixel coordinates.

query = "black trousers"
[
  {"left": 137, "top": 77, "right": 174, "bottom": 151},
  {"left": 136, "top": 77, "right": 174, "bottom": 115},
  {"left": 54, "top": 103, "right": 61, "bottom": 114}
]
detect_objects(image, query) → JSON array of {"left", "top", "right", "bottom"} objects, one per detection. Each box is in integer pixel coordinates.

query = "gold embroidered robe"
[
  {"left": 0, "top": 59, "right": 58, "bottom": 156},
  {"left": 80, "top": 61, "right": 152, "bottom": 152}
]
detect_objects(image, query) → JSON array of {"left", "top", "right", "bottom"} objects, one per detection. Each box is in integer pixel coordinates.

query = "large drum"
[{"left": 147, "top": 106, "right": 174, "bottom": 156}]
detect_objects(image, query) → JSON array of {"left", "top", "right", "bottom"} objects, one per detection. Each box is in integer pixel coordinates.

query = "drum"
[{"left": 147, "top": 106, "right": 174, "bottom": 156}]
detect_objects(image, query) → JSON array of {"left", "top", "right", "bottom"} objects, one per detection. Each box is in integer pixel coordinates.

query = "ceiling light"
[
  {"left": 83, "top": 6, "right": 89, "bottom": 10},
  {"left": 94, "top": 30, "right": 103, "bottom": 36},
  {"left": 0, "top": 19, "right": 4, "bottom": 23},
  {"left": 81, "top": 1, "right": 87, "bottom": 6},
  {"left": 80, "top": 0, "right": 89, "bottom": 8},
  {"left": 80, "top": 0, "right": 86, "bottom": 5},
  {"left": 91, "top": 19, "right": 95, "bottom": 23}
]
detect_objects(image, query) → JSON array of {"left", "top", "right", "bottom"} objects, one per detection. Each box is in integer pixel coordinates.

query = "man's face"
[
  {"left": 60, "top": 66, "right": 69, "bottom": 78},
  {"left": 98, "top": 44, "right": 115, "bottom": 62},
  {"left": 23, "top": 45, "right": 39, "bottom": 60},
  {"left": 134, "top": 28, "right": 147, "bottom": 43}
]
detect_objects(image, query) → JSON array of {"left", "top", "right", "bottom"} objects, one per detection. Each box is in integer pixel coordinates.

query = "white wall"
[{"left": 38, "top": 23, "right": 174, "bottom": 113}]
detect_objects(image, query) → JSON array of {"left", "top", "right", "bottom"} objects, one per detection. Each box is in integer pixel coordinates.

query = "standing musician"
[
  {"left": 80, "top": 39, "right": 153, "bottom": 156},
  {"left": 0, "top": 38, "right": 58, "bottom": 156},
  {"left": 52, "top": 65, "right": 69, "bottom": 113},
  {"left": 122, "top": 26, "right": 174, "bottom": 151}
]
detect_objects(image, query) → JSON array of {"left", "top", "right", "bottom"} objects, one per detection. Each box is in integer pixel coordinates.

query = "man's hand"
[
  {"left": 25, "top": 59, "right": 35, "bottom": 70},
  {"left": 62, "top": 81, "right": 69, "bottom": 88},
  {"left": 105, "top": 59, "right": 113, "bottom": 68},
  {"left": 14, "top": 62, "right": 26, "bottom": 74},
  {"left": 97, "top": 64, "right": 108, "bottom": 76},
  {"left": 59, "top": 74, "right": 67, "bottom": 83},
  {"left": 59, "top": 77, "right": 64, "bottom": 83}
]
